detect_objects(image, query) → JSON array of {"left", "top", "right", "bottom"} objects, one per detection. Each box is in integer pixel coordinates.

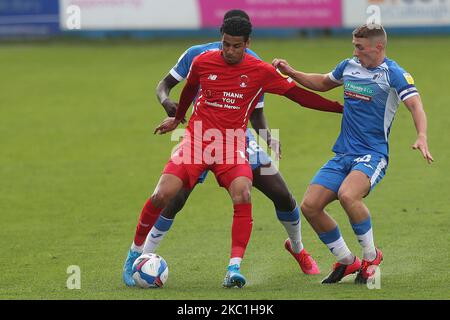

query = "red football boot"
[
  {"left": 284, "top": 239, "right": 320, "bottom": 275},
  {"left": 354, "top": 248, "right": 383, "bottom": 284},
  {"left": 321, "top": 256, "right": 362, "bottom": 284}
]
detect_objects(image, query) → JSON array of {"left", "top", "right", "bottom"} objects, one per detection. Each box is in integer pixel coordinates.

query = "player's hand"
[
  {"left": 412, "top": 134, "right": 434, "bottom": 164},
  {"left": 162, "top": 99, "right": 186, "bottom": 123},
  {"left": 269, "top": 138, "right": 282, "bottom": 160},
  {"left": 272, "top": 58, "right": 295, "bottom": 77},
  {"left": 154, "top": 117, "right": 181, "bottom": 135}
]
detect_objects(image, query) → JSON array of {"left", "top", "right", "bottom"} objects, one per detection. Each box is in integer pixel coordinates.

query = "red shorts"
[{"left": 163, "top": 160, "right": 253, "bottom": 190}]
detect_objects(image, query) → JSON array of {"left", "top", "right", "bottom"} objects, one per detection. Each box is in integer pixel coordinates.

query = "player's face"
[
  {"left": 221, "top": 33, "right": 249, "bottom": 65},
  {"left": 352, "top": 36, "right": 379, "bottom": 68}
]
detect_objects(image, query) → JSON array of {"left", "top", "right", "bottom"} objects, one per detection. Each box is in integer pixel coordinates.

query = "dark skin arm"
[
  {"left": 156, "top": 74, "right": 186, "bottom": 122},
  {"left": 249, "top": 108, "right": 282, "bottom": 159},
  {"left": 155, "top": 80, "right": 199, "bottom": 135}
]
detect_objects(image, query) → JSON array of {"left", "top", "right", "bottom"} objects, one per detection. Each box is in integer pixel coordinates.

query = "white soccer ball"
[{"left": 132, "top": 253, "right": 169, "bottom": 288}]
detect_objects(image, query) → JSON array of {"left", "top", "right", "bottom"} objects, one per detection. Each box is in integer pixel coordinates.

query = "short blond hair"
[{"left": 353, "top": 24, "right": 387, "bottom": 46}]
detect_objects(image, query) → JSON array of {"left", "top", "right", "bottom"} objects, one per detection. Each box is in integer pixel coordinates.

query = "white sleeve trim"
[
  {"left": 255, "top": 101, "right": 264, "bottom": 109},
  {"left": 401, "top": 91, "right": 419, "bottom": 102},
  {"left": 399, "top": 87, "right": 417, "bottom": 100},
  {"left": 169, "top": 68, "right": 185, "bottom": 82},
  {"left": 328, "top": 72, "right": 343, "bottom": 84}
]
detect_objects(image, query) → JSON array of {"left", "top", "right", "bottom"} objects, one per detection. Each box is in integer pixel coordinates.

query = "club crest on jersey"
[
  {"left": 204, "top": 89, "right": 216, "bottom": 98},
  {"left": 239, "top": 75, "right": 249, "bottom": 88}
]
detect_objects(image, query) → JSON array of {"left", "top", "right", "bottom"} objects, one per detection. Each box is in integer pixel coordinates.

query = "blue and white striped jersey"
[
  {"left": 328, "top": 57, "right": 418, "bottom": 159},
  {"left": 169, "top": 41, "right": 265, "bottom": 109}
]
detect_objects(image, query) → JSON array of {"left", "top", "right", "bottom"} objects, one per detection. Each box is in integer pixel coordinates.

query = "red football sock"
[
  {"left": 133, "top": 198, "right": 162, "bottom": 246},
  {"left": 230, "top": 203, "right": 253, "bottom": 258}
]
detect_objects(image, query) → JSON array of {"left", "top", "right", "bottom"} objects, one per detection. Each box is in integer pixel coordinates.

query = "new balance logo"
[{"left": 208, "top": 74, "right": 218, "bottom": 80}]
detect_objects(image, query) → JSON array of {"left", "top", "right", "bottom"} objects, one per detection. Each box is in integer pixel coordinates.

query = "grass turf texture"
[{"left": 0, "top": 37, "right": 449, "bottom": 299}]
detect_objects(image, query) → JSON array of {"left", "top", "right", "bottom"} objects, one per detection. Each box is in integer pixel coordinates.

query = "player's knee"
[
  {"left": 231, "top": 187, "right": 251, "bottom": 204},
  {"left": 163, "top": 191, "right": 189, "bottom": 217},
  {"left": 274, "top": 191, "right": 296, "bottom": 212},
  {"left": 337, "top": 190, "right": 357, "bottom": 208},
  {"left": 300, "top": 198, "right": 320, "bottom": 218},
  {"left": 151, "top": 190, "right": 172, "bottom": 208}
]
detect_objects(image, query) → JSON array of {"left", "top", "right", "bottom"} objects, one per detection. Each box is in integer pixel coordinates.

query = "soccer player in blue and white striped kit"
[{"left": 273, "top": 24, "right": 433, "bottom": 284}]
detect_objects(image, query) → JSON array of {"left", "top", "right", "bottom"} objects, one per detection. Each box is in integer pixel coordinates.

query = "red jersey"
[
  {"left": 172, "top": 49, "right": 342, "bottom": 167},
  {"left": 185, "top": 50, "right": 295, "bottom": 135}
]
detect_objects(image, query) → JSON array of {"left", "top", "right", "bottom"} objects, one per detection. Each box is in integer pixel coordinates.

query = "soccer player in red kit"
[{"left": 130, "top": 17, "right": 343, "bottom": 288}]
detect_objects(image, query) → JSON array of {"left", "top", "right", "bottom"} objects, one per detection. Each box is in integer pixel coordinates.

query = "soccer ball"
[{"left": 131, "top": 253, "right": 169, "bottom": 288}]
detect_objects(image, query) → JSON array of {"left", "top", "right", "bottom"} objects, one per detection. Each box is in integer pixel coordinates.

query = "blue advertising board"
[{"left": 0, "top": 0, "right": 59, "bottom": 37}]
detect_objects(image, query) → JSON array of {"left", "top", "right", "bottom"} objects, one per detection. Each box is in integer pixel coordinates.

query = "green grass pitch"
[{"left": 0, "top": 36, "right": 449, "bottom": 300}]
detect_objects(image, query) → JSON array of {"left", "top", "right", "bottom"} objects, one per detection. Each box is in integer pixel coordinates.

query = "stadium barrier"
[{"left": 1, "top": 0, "right": 449, "bottom": 39}]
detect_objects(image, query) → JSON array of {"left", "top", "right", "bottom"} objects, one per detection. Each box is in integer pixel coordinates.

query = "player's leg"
[
  {"left": 252, "top": 164, "right": 319, "bottom": 274},
  {"left": 228, "top": 175, "right": 253, "bottom": 259},
  {"left": 301, "top": 184, "right": 361, "bottom": 283},
  {"left": 300, "top": 184, "right": 339, "bottom": 234},
  {"left": 140, "top": 187, "right": 193, "bottom": 255},
  {"left": 136, "top": 171, "right": 209, "bottom": 255},
  {"left": 214, "top": 163, "right": 253, "bottom": 288},
  {"left": 224, "top": 176, "right": 253, "bottom": 288},
  {"left": 123, "top": 152, "right": 200, "bottom": 287},
  {"left": 139, "top": 168, "right": 208, "bottom": 255},
  {"left": 252, "top": 164, "right": 295, "bottom": 211},
  {"left": 302, "top": 156, "right": 361, "bottom": 283},
  {"left": 339, "top": 155, "right": 387, "bottom": 284},
  {"left": 123, "top": 173, "right": 184, "bottom": 286},
  {"left": 337, "top": 170, "right": 373, "bottom": 255},
  {"left": 247, "top": 130, "right": 319, "bottom": 273},
  {"left": 133, "top": 174, "right": 184, "bottom": 248}
]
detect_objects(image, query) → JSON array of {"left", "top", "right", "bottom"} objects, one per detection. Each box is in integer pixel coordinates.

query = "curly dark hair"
[
  {"left": 220, "top": 16, "right": 252, "bottom": 42},
  {"left": 223, "top": 9, "right": 250, "bottom": 22}
]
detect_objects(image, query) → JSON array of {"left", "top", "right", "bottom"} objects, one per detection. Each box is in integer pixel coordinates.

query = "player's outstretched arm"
[
  {"left": 272, "top": 58, "right": 340, "bottom": 92},
  {"left": 174, "top": 81, "right": 199, "bottom": 122},
  {"left": 403, "top": 95, "right": 434, "bottom": 164},
  {"left": 250, "top": 108, "right": 282, "bottom": 159},
  {"left": 283, "top": 85, "right": 343, "bottom": 113},
  {"left": 154, "top": 80, "right": 198, "bottom": 135},
  {"left": 156, "top": 74, "right": 186, "bottom": 123}
]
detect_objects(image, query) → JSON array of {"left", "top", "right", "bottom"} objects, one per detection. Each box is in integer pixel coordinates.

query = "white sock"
[
  {"left": 325, "top": 237, "right": 354, "bottom": 265},
  {"left": 142, "top": 216, "right": 174, "bottom": 254},
  {"left": 143, "top": 226, "right": 169, "bottom": 254},
  {"left": 357, "top": 229, "right": 376, "bottom": 261},
  {"left": 229, "top": 257, "right": 242, "bottom": 267},
  {"left": 279, "top": 220, "right": 304, "bottom": 253},
  {"left": 351, "top": 217, "right": 377, "bottom": 261},
  {"left": 130, "top": 242, "right": 143, "bottom": 253},
  {"left": 319, "top": 226, "right": 354, "bottom": 265},
  {"left": 276, "top": 206, "right": 303, "bottom": 253}
]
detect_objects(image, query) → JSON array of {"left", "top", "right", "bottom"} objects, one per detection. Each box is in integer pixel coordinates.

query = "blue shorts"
[
  {"left": 311, "top": 153, "right": 388, "bottom": 194},
  {"left": 196, "top": 129, "right": 272, "bottom": 184}
]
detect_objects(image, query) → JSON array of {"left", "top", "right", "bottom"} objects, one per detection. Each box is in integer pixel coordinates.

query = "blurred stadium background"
[{"left": 1, "top": 0, "right": 449, "bottom": 300}]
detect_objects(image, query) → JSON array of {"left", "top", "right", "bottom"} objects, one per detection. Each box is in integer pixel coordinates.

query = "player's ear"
[{"left": 245, "top": 37, "right": 251, "bottom": 48}]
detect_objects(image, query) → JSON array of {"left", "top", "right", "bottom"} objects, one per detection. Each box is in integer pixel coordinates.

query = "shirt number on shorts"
[{"left": 354, "top": 154, "right": 372, "bottom": 163}]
